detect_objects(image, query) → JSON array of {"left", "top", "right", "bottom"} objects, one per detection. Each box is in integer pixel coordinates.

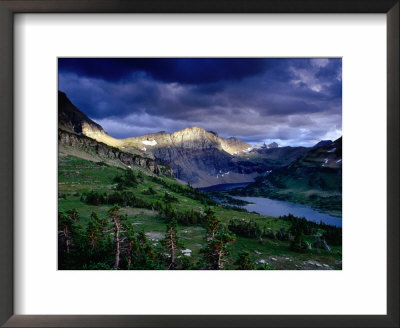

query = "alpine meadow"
[{"left": 58, "top": 58, "right": 342, "bottom": 270}]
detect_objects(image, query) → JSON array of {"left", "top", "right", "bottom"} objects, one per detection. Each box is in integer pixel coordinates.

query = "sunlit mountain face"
[{"left": 58, "top": 58, "right": 342, "bottom": 147}]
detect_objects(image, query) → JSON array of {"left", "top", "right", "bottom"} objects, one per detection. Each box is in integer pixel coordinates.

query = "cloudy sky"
[{"left": 58, "top": 58, "right": 342, "bottom": 147}]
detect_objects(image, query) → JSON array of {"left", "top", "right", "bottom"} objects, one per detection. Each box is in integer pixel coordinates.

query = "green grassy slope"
[
  {"left": 229, "top": 138, "right": 342, "bottom": 215},
  {"left": 59, "top": 155, "right": 342, "bottom": 270}
]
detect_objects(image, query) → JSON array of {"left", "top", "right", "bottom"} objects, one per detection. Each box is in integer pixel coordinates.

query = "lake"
[
  {"left": 233, "top": 196, "right": 342, "bottom": 227},
  {"left": 199, "top": 183, "right": 342, "bottom": 227}
]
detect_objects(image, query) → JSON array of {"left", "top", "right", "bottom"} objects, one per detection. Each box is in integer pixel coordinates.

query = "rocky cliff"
[
  {"left": 58, "top": 128, "right": 173, "bottom": 177},
  {"left": 59, "top": 91, "right": 104, "bottom": 136}
]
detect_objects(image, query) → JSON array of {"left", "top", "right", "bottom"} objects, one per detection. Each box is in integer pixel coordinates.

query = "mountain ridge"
[
  {"left": 58, "top": 91, "right": 260, "bottom": 186},
  {"left": 58, "top": 91, "right": 335, "bottom": 188},
  {"left": 229, "top": 137, "right": 342, "bottom": 213}
]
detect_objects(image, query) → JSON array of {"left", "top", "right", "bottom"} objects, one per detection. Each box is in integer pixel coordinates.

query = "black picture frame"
[{"left": 0, "top": 1, "right": 398, "bottom": 327}]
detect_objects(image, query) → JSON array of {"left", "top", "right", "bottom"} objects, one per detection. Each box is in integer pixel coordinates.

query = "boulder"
[{"left": 313, "top": 236, "right": 331, "bottom": 252}]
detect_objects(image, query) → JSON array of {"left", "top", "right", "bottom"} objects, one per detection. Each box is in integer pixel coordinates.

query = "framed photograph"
[
  {"left": 0, "top": 0, "right": 398, "bottom": 327},
  {"left": 57, "top": 57, "right": 343, "bottom": 272}
]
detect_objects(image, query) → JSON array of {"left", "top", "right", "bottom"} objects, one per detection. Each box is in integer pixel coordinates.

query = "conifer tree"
[
  {"left": 201, "top": 223, "right": 236, "bottom": 270},
  {"left": 204, "top": 208, "right": 219, "bottom": 240},
  {"left": 161, "top": 219, "right": 183, "bottom": 269},
  {"left": 235, "top": 250, "right": 255, "bottom": 270},
  {"left": 58, "top": 209, "right": 85, "bottom": 269},
  {"left": 290, "top": 230, "right": 307, "bottom": 253},
  {"left": 87, "top": 211, "right": 108, "bottom": 251},
  {"left": 119, "top": 221, "right": 136, "bottom": 269},
  {"left": 132, "top": 231, "right": 160, "bottom": 269},
  {"left": 66, "top": 208, "right": 79, "bottom": 223},
  {"left": 58, "top": 211, "right": 75, "bottom": 254},
  {"left": 108, "top": 205, "right": 126, "bottom": 269}
]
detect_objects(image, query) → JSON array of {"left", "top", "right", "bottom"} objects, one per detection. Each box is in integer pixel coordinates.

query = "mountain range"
[
  {"left": 58, "top": 91, "right": 341, "bottom": 190},
  {"left": 230, "top": 137, "right": 342, "bottom": 213}
]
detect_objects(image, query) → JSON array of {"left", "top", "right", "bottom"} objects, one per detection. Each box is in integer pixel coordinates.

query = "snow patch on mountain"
[
  {"left": 254, "top": 142, "right": 279, "bottom": 149},
  {"left": 217, "top": 171, "right": 230, "bottom": 178},
  {"left": 142, "top": 140, "right": 157, "bottom": 146}
]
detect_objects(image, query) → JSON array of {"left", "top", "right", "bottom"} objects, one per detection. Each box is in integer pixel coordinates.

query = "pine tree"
[
  {"left": 58, "top": 211, "right": 75, "bottom": 254},
  {"left": 290, "top": 231, "right": 307, "bottom": 253},
  {"left": 87, "top": 211, "right": 108, "bottom": 251},
  {"left": 204, "top": 208, "right": 219, "bottom": 241},
  {"left": 58, "top": 209, "right": 85, "bottom": 269},
  {"left": 108, "top": 205, "right": 125, "bottom": 269},
  {"left": 66, "top": 208, "right": 79, "bottom": 223},
  {"left": 235, "top": 250, "right": 255, "bottom": 270},
  {"left": 131, "top": 231, "right": 160, "bottom": 269},
  {"left": 120, "top": 221, "right": 136, "bottom": 269},
  {"left": 213, "top": 228, "right": 236, "bottom": 269},
  {"left": 161, "top": 219, "right": 183, "bottom": 269},
  {"left": 201, "top": 223, "right": 236, "bottom": 270}
]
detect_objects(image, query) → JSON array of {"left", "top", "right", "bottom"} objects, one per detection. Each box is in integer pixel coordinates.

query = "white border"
[{"left": 14, "top": 14, "right": 387, "bottom": 315}]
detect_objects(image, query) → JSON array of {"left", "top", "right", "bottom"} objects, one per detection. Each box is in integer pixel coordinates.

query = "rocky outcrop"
[
  {"left": 312, "top": 140, "right": 333, "bottom": 148},
  {"left": 313, "top": 236, "right": 331, "bottom": 252},
  {"left": 58, "top": 129, "right": 173, "bottom": 177},
  {"left": 58, "top": 91, "right": 104, "bottom": 135},
  {"left": 59, "top": 91, "right": 126, "bottom": 149}
]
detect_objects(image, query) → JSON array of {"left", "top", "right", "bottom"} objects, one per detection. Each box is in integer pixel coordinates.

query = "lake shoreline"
[
  {"left": 232, "top": 196, "right": 342, "bottom": 227},
  {"left": 199, "top": 183, "right": 342, "bottom": 227},
  {"left": 198, "top": 182, "right": 253, "bottom": 192}
]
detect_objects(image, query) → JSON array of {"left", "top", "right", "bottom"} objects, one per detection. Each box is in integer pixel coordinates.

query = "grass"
[{"left": 59, "top": 154, "right": 342, "bottom": 270}]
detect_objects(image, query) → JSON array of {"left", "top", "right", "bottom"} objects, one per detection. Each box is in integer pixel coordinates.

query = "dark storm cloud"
[
  {"left": 58, "top": 58, "right": 270, "bottom": 84},
  {"left": 58, "top": 58, "right": 342, "bottom": 146}
]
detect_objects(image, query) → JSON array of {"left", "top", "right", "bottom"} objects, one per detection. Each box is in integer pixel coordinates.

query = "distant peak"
[
  {"left": 313, "top": 140, "right": 333, "bottom": 148},
  {"left": 172, "top": 126, "right": 207, "bottom": 135},
  {"left": 334, "top": 136, "right": 342, "bottom": 143},
  {"left": 58, "top": 91, "right": 105, "bottom": 136},
  {"left": 186, "top": 126, "right": 205, "bottom": 131}
]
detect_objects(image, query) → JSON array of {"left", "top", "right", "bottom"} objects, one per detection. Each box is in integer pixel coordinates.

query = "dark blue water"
[
  {"left": 233, "top": 196, "right": 342, "bottom": 227},
  {"left": 199, "top": 182, "right": 342, "bottom": 227},
  {"left": 199, "top": 182, "right": 252, "bottom": 192}
]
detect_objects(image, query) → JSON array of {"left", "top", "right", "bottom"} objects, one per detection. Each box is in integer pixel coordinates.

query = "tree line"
[
  {"left": 59, "top": 206, "right": 275, "bottom": 270},
  {"left": 227, "top": 213, "right": 341, "bottom": 253}
]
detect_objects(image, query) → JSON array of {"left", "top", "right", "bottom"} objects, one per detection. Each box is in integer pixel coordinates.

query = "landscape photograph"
[{"left": 58, "top": 58, "right": 342, "bottom": 270}]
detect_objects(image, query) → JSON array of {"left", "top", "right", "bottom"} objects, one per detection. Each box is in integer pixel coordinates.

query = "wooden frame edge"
[{"left": 0, "top": 0, "right": 14, "bottom": 327}]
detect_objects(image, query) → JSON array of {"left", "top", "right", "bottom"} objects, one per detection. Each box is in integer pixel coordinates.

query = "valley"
[
  {"left": 58, "top": 91, "right": 342, "bottom": 270},
  {"left": 59, "top": 155, "right": 342, "bottom": 270},
  {"left": 226, "top": 137, "right": 343, "bottom": 215}
]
